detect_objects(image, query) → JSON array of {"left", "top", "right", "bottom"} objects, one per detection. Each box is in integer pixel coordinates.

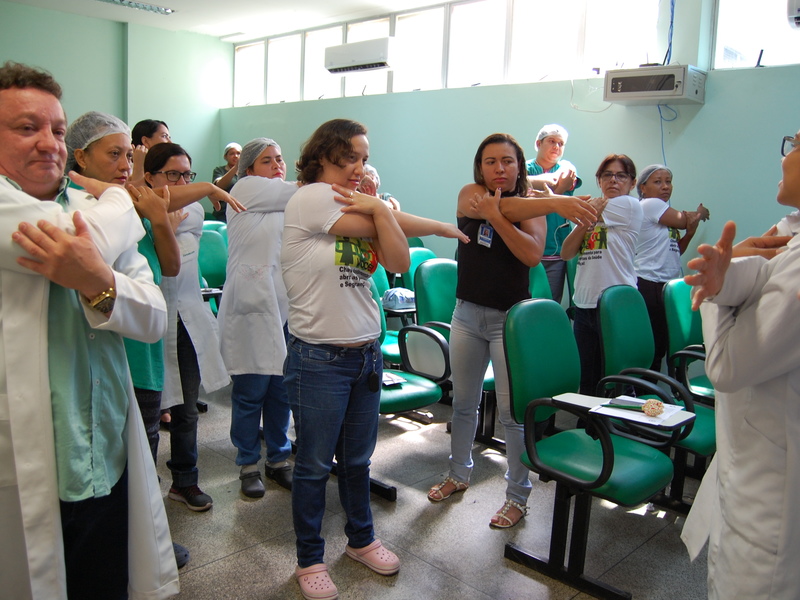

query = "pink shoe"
[
  {"left": 295, "top": 564, "right": 338, "bottom": 600},
  {"left": 344, "top": 539, "right": 400, "bottom": 575}
]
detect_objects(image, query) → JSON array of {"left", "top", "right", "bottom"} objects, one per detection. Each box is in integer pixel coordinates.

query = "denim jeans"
[
  {"left": 284, "top": 335, "right": 381, "bottom": 568},
  {"left": 230, "top": 373, "right": 292, "bottom": 466},
  {"left": 448, "top": 299, "right": 532, "bottom": 506},
  {"left": 61, "top": 467, "right": 128, "bottom": 600},
  {"left": 573, "top": 306, "right": 602, "bottom": 395},
  {"left": 168, "top": 317, "right": 201, "bottom": 487}
]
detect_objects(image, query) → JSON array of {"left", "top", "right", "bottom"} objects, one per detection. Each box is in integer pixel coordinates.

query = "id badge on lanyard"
[{"left": 478, "top": 222, "right": 494, "bottom": 248}]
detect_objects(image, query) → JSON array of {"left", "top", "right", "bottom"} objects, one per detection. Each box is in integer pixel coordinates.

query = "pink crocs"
[
  {"left": 295, "top": 563, "right": 338, "bottom": 600},
  {"left": 344, "top": 539, "right": 400, "bottom": 576}
]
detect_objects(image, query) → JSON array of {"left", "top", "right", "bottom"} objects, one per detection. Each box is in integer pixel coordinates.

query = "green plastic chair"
[
  {"left": 503, "top": 299, "right": 676, "bottom": 600},
  {"left": 597, "top": 285, "right": 716, "bottom": 512},
  {"left": 397, "top": 247, "right": 436, "bottom": 291},
  {"left": 664, "top": 278, "right": 714, "bottom": 404},
  {"left": 198, "top": 229, "right": 228, "bottom": 288},
  {"left": 407, "top": 237, "right": 425, "bottom": 248},
  {"left": 371, "top": 264, "right": 401, "bottom": 364},
  {"left": 529, "top": 263, "right": 552, "bottom": 300},
  {"left": 202, "top": 220, "right": 228, "bottom": 246}
]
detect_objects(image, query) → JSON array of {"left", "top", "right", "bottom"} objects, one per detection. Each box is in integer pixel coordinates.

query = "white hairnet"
[
  {"left": 238, "top": 137, "right": 279, "bottom": 178},
  {"left": 65, "top": 111, "right": 131, "bottom": 173},
  {"left": 363, "top": 164, "right": 380, "bottom": 189},
  {"left": 637, "top": 164, "right": 672, "bottom": 198},
  {"left": 536, "top": 124, "right": 569, "bottom": 145}
]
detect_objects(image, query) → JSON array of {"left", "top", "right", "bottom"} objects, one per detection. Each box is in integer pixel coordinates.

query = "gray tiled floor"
[{"left": 157, "top": 386, "right": 708, "bottom": 600}]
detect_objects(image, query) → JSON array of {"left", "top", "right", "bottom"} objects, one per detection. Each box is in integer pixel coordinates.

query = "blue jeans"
[
  {"left": 230, "top": 373, "right": 292, "bottom": 466},
  {"left": 284, "top": 335, "right": 381, "bottom": 568},
  {"left": 448, "top": 300, "right": 532, "bottom": 506},
  {"left": 573, "top": 306, "right": 602, "bottom": 395},
  {"left": 168, "top": 317, "right": 201, "bottom": 487}
]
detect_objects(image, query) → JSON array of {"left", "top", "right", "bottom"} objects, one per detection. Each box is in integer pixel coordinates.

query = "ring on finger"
[{"left": 349, "top": 191, "right": 354, "bottom": 199}]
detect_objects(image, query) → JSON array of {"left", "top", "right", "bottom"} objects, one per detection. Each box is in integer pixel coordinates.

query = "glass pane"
[
  {"left": 508, "top": 1, "right": 584, "bottom": 83},
  {"left": 393, "top": 8, "right": 444, "bottom": 92},
  {"left": 305, "top": 26, "right": 344, "bottom": 101},
  {"left": 583, "top": 0, "right": 660, "bottom": 73},
  {"left": 716, "top": 0, "right": 800, "bottom": 68},
  {"left": 448, "top": 0, "right": 506, "bottom": 89},
  {"left": 345, "top": 18, "right": 390, "bottom": 97},
  {"left": 267, "top": 34, "right": 301, "bottom": 104},
  {"left": 234, "top": 42, "right": 265, "bottom": 107}
]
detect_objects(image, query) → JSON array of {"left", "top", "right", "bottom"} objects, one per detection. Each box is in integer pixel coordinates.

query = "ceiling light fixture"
[{"left": 93, "top": 0, "right": 176, "bottom": 16}]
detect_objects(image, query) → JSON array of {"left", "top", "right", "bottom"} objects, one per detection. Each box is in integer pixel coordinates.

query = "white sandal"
[
  {"left": 427, "top": 476, "right": 469, "bottom": 502},
  {"left": 490, "top": 499, "right": 528, "bottom": 528}
]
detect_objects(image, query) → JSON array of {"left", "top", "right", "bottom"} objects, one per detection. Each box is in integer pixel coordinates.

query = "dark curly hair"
[
  {"left": 0, "top": 61, "right": 61, "bottom": 98},
  {"left": 296, "top": 119, "right": 368, "bottom": 184},
  {"left": 472, "top": 133, "right": 529, "bottom": 197}
]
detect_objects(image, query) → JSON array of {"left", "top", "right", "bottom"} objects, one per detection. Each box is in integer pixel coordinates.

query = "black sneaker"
[
  {"left": 168, "top": 485, "right": 213, "bottom": 511},
  {"left": 265, "top": 464, "right": 293, "bottom": 491}
]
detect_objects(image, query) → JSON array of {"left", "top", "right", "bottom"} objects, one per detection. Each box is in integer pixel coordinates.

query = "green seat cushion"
[
  {"left": 675, "top": 402, "right": 716, "bottom": 456},
  {"left": 483, "top": 362, "right": 495, "bottom": 392},
  {"left": 522, "top": 429, "right": 674, "bottom": 507},
  {"left": 689, "top": 374, "right": 715, "bottom": 399},
  {"left": 379, "top": 371, "right": 442, "bottom": 414}
]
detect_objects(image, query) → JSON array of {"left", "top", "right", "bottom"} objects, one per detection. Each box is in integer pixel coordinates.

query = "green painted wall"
[{"left": 219, "top": 65, "right": 800, "bottom": 260}]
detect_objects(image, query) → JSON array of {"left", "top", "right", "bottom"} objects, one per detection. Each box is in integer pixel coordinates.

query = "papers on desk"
[
  {"left": 382, "top": 372, "right": 407, "bottom": 387},
  {"left": 589, "top": 396, "right": 685, "bottom": 425}
]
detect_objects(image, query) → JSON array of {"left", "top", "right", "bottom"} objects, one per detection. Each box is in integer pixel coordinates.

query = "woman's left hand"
[
  {"left": 469, "top": 187, "right": 502, "bottom": 220},
  {"left": 128, "top": 184, "right": 170, "bottom": 221},
  {"left": 207, "top": 185, "right": 246, "bottom": 213},
  {"left": 437, "top": 222, "right": 470, "bottom": 243},
  {"left": 68, "top": 171, "right": 120, "bottom": 199}
]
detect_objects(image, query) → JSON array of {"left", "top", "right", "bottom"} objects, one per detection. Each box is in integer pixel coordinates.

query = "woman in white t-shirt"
[
  {"left": 634, "top": 164, "right": 709, "bottom": 370},
  {"left": 282, "top": 119, "right": 466, "bottom": 600},
  {"left": 561, "top": 154, "right": 643, "bottom": 395}
]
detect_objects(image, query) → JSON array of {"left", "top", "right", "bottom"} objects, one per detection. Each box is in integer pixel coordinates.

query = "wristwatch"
[{"left": 88, "top": 287, "right": 116, "bottom": 314}]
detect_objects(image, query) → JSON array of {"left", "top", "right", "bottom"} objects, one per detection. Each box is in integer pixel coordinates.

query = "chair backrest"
[
  {"left": 398, "top": 247, "right": 436, "bottom": 290},
  {"left": 504, "top": 299, "right": 580, "bottom": 424},
  {"left": 371, "top": 264, "right": 392, "bottom": 299},
  {"left": 529, "top": 263, "right": 553, "bottom": 299},
  {"left": 369, "top": 278, "right": 388, "bottom": 344},
  {"left": 407, "top": 237, "right": 425, "bottom": 248},
  {"left": 202, "top": 220, "right": 228, "bottom": 246},
  {"left": 198, "top": 229, "right": 228, "bottom": 288},
  {"left": 414, "top": 258, "right": 457, "bottom": 332},
  {"left": 664, "top": 278, "right": 703, "bottom": 357},
  {"left": 597, "top": 285, "right": 654, "bottom": 376}
]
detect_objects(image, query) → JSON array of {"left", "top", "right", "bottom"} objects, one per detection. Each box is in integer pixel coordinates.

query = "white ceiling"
[{"left": 7, "top": 0, "right": 443, "bottom": 43}]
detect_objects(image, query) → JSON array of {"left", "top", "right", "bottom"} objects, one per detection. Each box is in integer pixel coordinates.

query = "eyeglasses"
[
  {"left": 152, "top": 170, "right": 196, "bottom": 182},
  {"left": 782, "top": 136, "right": 798, "bottom": 157},
  {"left": 599, "top": 171, "right": 631, "bottom": 183}
]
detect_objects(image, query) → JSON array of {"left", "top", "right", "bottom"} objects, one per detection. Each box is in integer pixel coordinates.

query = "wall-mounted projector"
[
  {"left": 789, "top": 0, "right": 800, "bottom": 27},
  {"left": 325, "top": 37, "right": 394, "bottom": 73},
  {"left": 603, "top": 65, "right": 706, "bottom": 105}
]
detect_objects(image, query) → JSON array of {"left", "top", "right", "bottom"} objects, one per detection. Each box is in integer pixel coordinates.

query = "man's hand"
[
  {"left": 13, "top": 211, "right": 115, "bottom": 301},
  {"left": 685, "top": 220, "right": 736, "bottom": 310}
]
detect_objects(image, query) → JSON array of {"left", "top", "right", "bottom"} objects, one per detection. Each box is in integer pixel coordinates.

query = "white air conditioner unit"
[
  {"left": 603, "top": 65, "right": 707, "bottom": 105},
  {"left": 325, "top": 37, "right": 394, "bottom": 73},
  {"left": 789, "top": 0, "right": 800, "bottom": 28}
]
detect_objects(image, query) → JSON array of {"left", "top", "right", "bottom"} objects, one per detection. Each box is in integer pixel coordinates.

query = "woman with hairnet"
[
  {"left": 634, "top": 164, "right": 709, "bottom": 371},
  {"left": 216, "top": 138, "right": 300, "bottom": 498}
]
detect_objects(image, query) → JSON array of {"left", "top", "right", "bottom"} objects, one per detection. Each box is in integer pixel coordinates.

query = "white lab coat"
[
  {"left": 218, "top": 176, "right": 298, "bottom": 375},
  {"left": 161, "top": 202, "right": 229, "bottom": 409},
  {"left": 682, "top": 235, "right": 800, "bottom": 599},
  {"left": 0, "top": 179, "right": 178, "bottom": 600}
]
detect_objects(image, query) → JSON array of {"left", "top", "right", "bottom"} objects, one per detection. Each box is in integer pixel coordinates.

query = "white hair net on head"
[
  {"left": 536, "top": 124, "right": 569, "bottom": 144},
  {"left": 238, "top": 137, "right": 279, "bottom": 178},
  {"left": 65, "top": 111, "right": 131, "bottom": 173},
  {"left": 363, "top": 164, "right": 380, "bottom": 189}
]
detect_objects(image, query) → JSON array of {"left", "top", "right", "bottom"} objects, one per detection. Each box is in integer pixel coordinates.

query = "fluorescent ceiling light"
[{"left": 92, "top": 0, "right": 176, "bottom": 16}]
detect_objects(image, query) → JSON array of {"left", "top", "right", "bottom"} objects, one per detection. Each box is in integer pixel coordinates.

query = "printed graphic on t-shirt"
[
  {"left": 578, "top": 224, "right": 608, "bottom": 264},
  {"left": 335, "top": 236, "right": 378, "bottom": 289}
]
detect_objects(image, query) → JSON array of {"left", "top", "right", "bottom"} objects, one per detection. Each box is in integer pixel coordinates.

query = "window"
[
  {"left": 583, "top": 0, "right": 660, "bottom": 72},
  {"left": 266, "top": 34, "right": 301, "bottom": 104},
  {"left": 447, "top": 0, "right": 507, "bottom": 89},
  {"left": 393, "top": 8, "right": 445, "bottom": 92},
  {"left": 304, "top": 27, "right": 344, "bottom": 101},
  {"left": 234, "top": 42, "right": 264, "bottom": 107},
  {"left": 715, "top": 0, "right": 800, "bottom": 68},
  {"left": 345, "top": 18, "right": 391, "bottom": 97}
]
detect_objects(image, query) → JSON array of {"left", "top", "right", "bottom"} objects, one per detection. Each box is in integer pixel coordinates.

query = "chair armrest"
[
  {"left": 524, "top": 398, "right": 615, "bottom": 491},
  {"left": 617, "top": 367, "right": 697, "bottom": 412},
  {"left": 398, "top": 324, "right": 451, "bottom": 383}
]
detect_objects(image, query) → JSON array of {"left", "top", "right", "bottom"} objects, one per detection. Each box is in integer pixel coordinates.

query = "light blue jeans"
[{"left": 448, "top": 299, "right": 532, "bottom": 506}]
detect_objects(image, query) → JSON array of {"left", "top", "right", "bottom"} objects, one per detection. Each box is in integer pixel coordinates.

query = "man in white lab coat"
[
  {"left": 0, "top": 61, "right": 178, "bottom": 600},
  {"left": 682, "top": 131, "right": 800, "bottom": 599}
]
